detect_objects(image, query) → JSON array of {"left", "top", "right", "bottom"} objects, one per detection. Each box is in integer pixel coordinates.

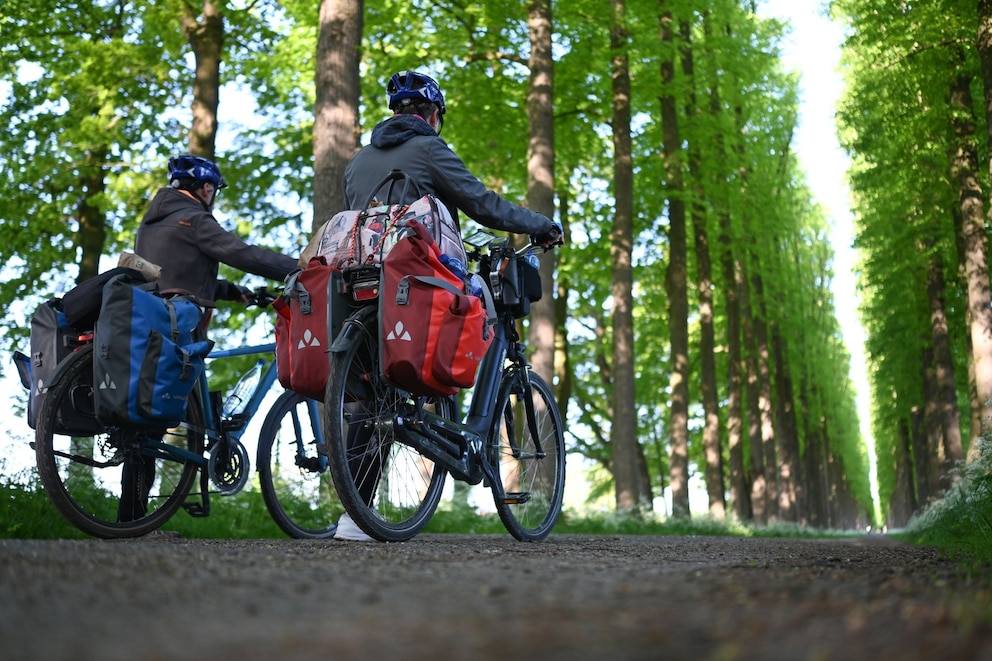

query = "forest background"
[{"left": 3, "top": 0, "right": 992, "bottom": 533}]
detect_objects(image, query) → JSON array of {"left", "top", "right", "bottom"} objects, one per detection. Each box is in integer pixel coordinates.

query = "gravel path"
[{"left": 2, "top": 533, "right": 991, "bottom": 660}]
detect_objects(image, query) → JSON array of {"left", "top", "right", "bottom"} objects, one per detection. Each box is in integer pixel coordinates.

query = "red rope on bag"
[{"left": 365, "top": 203, "right": 411, "bottom": 264}]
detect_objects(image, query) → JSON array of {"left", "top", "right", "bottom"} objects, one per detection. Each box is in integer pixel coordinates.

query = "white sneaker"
[{"left": 334, "top": 512, "right": 374, "bottom": 542}]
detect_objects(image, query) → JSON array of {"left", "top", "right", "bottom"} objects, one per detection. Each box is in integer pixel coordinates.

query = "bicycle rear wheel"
[
  {"left": 490, "top": 370, "right": 565, "bottom": 541},
  {"left": 257, "top": 390, "right": 338, "bottom": 539},
  {"left": 34, "top": 344, "right": 204, "bottom": 538},
  {"left": 323, "top": 307, "right": 449, "bottom": 542}
]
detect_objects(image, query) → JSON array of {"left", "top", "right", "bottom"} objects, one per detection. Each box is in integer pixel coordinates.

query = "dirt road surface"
[{"left": 2, "top": 533, "right": 991, "bottom": 660}]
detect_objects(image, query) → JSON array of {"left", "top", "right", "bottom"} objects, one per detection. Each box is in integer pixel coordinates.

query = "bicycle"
[
  {"left": 322, "top": 228, "right": 566, "bottom": 542},
  {"left": 30, "top": 287, "right": 338, "bottom": 539}
]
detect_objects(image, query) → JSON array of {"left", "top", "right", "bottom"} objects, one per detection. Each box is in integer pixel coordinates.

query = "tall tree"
[
  {"left": 609, "top": 0, "right": 642, "bottom": 512},
  {"left": 181, "top": 0, "right": 225, "bottom": 157},
  {"left": 525, "top": 0, "right": 558, "bottom": 388},
  {"left": 313, "top": 0, "right": 363, "bottom": 227},
  {"left": 681, "top": 16, "right": 725, "bottom": 519},
  {"left": 660, "top": 2, "right": 690, "bottom": 518}
]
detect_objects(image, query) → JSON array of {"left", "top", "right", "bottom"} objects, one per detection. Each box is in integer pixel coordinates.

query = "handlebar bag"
[
  {"left": 379, "top": 220, "right": 495, "bottom": 397},
  {"left": 273, "top": 257, "right": 343, "bottom": 400},
  {"left": 93, "top": 275, "right": 212, "bottom": 428}
]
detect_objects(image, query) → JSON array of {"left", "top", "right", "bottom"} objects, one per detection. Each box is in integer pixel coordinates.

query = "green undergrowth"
[
  {"left": 897, "top": 437, "right": 992, "bottom": 572},
  {"left": 0, "top": 462, "right": 862, "bottom": 542}
]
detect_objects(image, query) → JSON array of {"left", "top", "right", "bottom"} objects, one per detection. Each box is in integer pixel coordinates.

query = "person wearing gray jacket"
[
  {"left": 343, "top": 71, "right": 561, "bottom": 246},
  {"left": 135, "top": 155, "right": 298, "bottom": 306},
  {"left": 334, "top": 72, "right": 562, "bottom": 543}
]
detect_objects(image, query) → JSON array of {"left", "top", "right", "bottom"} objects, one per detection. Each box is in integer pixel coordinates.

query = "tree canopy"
[{"left": 5, "top": 0, "right": 944, "bottom": 528}]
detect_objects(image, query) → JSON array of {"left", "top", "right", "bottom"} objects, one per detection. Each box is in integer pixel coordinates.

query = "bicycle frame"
[
  {"left": 388, "top": 248, "right": 543, "bottom": 496},
  {"left": 199, "top": 342, "right": 280, "bottom": 442}
]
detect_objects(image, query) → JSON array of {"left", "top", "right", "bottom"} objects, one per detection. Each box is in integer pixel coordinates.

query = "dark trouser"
[{"left": 118, "top": 455, "right": 156, "bottom": 522}]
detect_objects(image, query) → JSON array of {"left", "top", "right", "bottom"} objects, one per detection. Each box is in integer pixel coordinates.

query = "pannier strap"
[{"left": 283, "top": 268, "right": 313, "bottom": 315}]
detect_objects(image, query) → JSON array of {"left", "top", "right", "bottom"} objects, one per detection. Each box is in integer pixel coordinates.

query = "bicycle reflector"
[{"left": 350, "top": 279, "right": 380, "bottom": 301}]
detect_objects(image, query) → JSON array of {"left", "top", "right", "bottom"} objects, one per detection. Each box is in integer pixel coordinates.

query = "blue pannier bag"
[{"left": 93, "top": 275, "right": 213, "bottom": 428}]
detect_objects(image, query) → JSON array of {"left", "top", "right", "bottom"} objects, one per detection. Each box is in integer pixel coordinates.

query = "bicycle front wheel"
[
  {"left": 257, "top": 390, "right": 338, "bottom": 539},
  {"left": 34, "top": 344, "right": 204, "bottom": 538},
  {"left": 490, "top": 370, "right": 566, "bottom": 541},
  {"left": 323, "top": 307, "right": 449, "bottom": 542}
]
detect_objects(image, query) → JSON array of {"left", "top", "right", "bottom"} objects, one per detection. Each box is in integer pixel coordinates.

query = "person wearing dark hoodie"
[
  {"left": 335, "top": 72, "right": 562, "bottom": 543},
  {"left": 120, "top": 156, "right": 296, "bottom": 526},
  {"left": 135, "top": 155, "right": 297, "bottom": 306},
  {"left": 343, "top": 70, "right": 561, "bottom": 246}
]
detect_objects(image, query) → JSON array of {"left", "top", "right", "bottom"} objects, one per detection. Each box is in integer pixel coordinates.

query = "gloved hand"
[
  {"left": 216, "top": 280, "right": 253, "bottom": 302},
  {"left": 531, "top": 222, "right": 564, "bottom": 250},
  {"left": 232, "top": 284, "right": 253, "bottom": 303}
]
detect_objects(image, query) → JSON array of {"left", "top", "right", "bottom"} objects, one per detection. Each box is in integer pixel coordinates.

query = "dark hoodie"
[
  {"left": 343, "top": 114, "right": 553, "bottom": 237},
  {"left": 135, "top": 187, "right": 297, "bottom": 304}
]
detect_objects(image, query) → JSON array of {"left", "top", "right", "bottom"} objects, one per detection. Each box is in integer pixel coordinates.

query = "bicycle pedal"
[
  {"left": 183, "top": 502, "right": 209, "bottom": 517},
  {"left": 503, "top": 492, "right": 531, "bottom": 505}
]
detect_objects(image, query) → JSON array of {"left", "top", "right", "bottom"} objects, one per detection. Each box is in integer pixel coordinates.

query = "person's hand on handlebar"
[{"left": 531, "top": 222, "right": 564, "bottom": 250}]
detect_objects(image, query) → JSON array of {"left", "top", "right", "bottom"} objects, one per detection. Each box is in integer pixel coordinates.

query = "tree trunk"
[
  {"left": 76, "top": 146, "right": 109, "bottom": 284},
  {"left": 609, "top": 0, "right": 642, "bottom": 512},
  {"left": 525, "top": 0, "right": 558, "bottom": 392},
  {"left": 181, "top": 1, "right": 224, "bottom": 158},
  {"left": 660, "top": 3, "right": 690, "bottom": 518},
  {"left": 751, "top": 268, "right": 779, "bottom": 520},
  {"left": 723, "top": 240, "right": 750, "bottom": 519},
  {"left": 741, "top": 269, "right": 767, "bottom": 523},
  {"left": 924, "top": 250, "right": 964, "bottom": 468},
  {"left": 949, "top": 66, "right": 992, "bottom": 457},
  {"left": 680, "top": 18, "right": 724, "bottom": 519},
  {"left": 313, "top": 0, "right": 363, "bottom": 229},
  {"left": 771, "top": 325, "right": 800, "bottom": 522}
]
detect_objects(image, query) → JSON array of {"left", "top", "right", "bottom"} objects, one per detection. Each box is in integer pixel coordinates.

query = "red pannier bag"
[
  {"left": 379, "top": 220, "right": 495, "bottom": 397},
  {"left": 273, "top": 257, "right": 337, "bottom": 399}
]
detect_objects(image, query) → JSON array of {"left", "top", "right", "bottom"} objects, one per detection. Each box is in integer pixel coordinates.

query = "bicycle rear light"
[{"left": 350, "top": 279, "right": 380, "bottom": 301}]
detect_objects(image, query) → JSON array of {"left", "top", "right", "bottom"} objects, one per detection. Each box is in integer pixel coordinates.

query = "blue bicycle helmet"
[
  {"left": 387, "top": 71, "right": 447, "bottom": 116},
  {"left": 168, "top": 155, "right": 228, "bottom": 189}
]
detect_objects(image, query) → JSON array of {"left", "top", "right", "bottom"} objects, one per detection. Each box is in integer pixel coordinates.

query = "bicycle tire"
[
  {"left": 34, "top": 344, "right": 204, "bottom": 538},
  {"left": 490, "top": 370, "right": 566, "bottom": 541},
  {"left": 257, "top": 390, "right": 338, "bottom": 539},
  {"left": 323, "top": 307, "right": 449, "bottom": 542}
]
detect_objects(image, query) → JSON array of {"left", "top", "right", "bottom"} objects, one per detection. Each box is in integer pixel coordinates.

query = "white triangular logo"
[
  {"left": 297, "top": 328, "right": 321, "bottom": 349},
  {"left": 99, "top": 373, "right": 116, "bottom": 390},
  {"left": 386, "top": 321, "right": 412, "bottom": 341}
]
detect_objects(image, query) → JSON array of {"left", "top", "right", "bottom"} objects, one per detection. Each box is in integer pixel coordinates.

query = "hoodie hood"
[
  {"left": 143, "top": 187, "right": 206, "bottom": 225},
  {"left": 370, "top": 114, "right": 437, "bottom": 149}
]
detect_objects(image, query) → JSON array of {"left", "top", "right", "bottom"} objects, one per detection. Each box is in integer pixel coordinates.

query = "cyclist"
[
  {"left": 120, "top": 155, "right": 298, "bottom": 523},
  {"left": 135, "top": 155, "right": 298, "bottom": 306},
  {"left": 337, "top": 71, "right": 562, "bottom": 541},
  {"left": 344, "top": 71, "right": 561, "bottom": 247}
]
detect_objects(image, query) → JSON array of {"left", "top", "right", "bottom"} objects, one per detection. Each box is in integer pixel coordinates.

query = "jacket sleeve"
[
  {"left": 194, "top": 213, "right": 298, "bottom": 282},
  {"left": 426, "top": 140, "right": 554, "bottom": 236}
]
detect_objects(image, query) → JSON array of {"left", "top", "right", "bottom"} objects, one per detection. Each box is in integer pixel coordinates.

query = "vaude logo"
[
  {"left": 386, "top": 321, "right": 412, "bottom": 342},
  {"left": 98, "top": 373, "right": 117, "bottom": 390},
  {"left": 297, "top": 328, "right": 321, "bottom": 350}
]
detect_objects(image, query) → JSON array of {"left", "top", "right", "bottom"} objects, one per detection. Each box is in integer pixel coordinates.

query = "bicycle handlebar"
[{"left": 246, "top": 286, "right": 278, "bottom": 308}]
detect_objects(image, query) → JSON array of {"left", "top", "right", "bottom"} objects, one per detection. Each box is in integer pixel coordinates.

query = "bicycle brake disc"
[{"left": 208, "top": 441, "right": 250, "bottom": 495}]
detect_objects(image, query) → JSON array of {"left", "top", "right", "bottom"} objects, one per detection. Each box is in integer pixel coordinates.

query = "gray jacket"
[
  {"left": 343, "top": 115, "right": 554, "bottom": 237},
  {"left": 135, "top": 187, "right": 297, "bottom": 303}
]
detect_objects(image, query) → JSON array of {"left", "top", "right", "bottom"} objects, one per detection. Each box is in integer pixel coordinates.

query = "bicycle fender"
[
  {"left": 45, "top": 348, "right": 91, "bottom": 391},
  {"left": 329, "top": 309, "right": 375, "bottom": 353}
]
